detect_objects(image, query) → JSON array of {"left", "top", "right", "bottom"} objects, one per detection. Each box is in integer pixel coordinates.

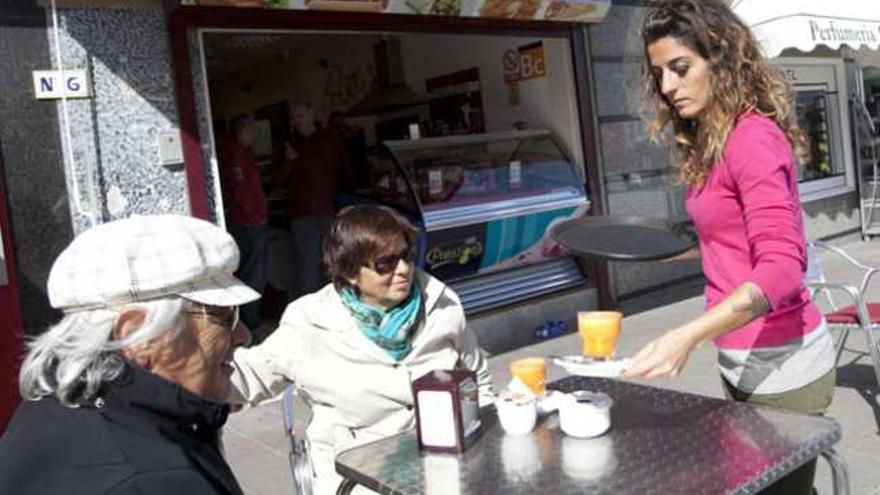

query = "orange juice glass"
[
  {"left": 577, "top": 311, "right": 623, "bottom": 359},
  {"left": 509, "top": 357, "right": 547, "bottom": 396}
]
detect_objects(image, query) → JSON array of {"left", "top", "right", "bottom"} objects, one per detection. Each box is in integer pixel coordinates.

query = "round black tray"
[{"left": 550, "top": 215, "right": 696, "bottom": 261}]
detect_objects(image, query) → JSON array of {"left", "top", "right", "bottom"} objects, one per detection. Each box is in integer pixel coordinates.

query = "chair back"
[
  {"left": 282, "top": 385, "right": 313, "bottom": 495},
  {"left": 806, "top": 239, "right": 880, "bottom": 309},
  {"left": 806, "top": 241, "right": 838, "bottom": 310}
]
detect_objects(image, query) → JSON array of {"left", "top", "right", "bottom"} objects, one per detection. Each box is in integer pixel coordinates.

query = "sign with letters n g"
[{"left": 32, "top": 69, "right": 91, "bottom": 100}]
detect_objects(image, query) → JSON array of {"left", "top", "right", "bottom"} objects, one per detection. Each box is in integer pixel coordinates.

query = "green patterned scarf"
[{"left": 339, "top": 279, "right": 423, "bottom": 361}]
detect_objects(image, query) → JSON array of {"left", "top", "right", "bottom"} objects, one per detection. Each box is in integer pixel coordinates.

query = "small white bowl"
[
  {"left": 495, "top": 393, "right": 537, "bottom": 435},
  {"left": 558, "top": 391, "right": 612, "bottom": 438}
]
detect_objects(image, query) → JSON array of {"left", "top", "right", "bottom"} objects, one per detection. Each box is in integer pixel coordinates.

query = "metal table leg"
[
  {"left": 335, "top": 478, "right": 359, "bottom": 495},
  {"left": 821, "top": 447, "right": 850, "bottom": 495}
]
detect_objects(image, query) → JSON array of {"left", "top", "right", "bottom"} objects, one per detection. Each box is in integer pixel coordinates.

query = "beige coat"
[{"left": 229, "top": 271, "right": 494, "bottom": 494}]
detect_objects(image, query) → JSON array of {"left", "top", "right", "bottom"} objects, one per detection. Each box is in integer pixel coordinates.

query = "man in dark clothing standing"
[
  {"left": 218, "top": 113, "right": 269, "bottom": 341},
  {"left": 273, "top": 102, "right": 344, "bottom": 302},
  {"left": 0, "top": 215, "right": 260, "bottom": 495}
]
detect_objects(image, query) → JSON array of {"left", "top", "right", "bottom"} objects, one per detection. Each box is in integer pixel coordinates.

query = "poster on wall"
[
  {"left": 179, "top": 0, "right": 610, "bottom": 24},
  {"left": 426, "top": 68, "right": 485, "bottom": 137}
]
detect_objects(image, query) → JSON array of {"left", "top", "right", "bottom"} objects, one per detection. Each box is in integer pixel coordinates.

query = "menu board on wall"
[{"left": 180, "top": 0, "right": 610, "bottom": 23}]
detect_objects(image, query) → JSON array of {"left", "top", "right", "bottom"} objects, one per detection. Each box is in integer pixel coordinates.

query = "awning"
[{"left": 729, "top": 0, "right": 880, "bottom": 66}]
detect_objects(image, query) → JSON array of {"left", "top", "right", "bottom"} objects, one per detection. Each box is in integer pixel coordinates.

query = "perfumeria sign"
[{"left": 809, "top": 20, "right": 879, "bottom": 45}]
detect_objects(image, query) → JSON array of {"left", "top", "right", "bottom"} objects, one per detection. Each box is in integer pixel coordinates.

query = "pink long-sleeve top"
[{"left": 685, "top": 112, "right": 821, "bottom": 350}]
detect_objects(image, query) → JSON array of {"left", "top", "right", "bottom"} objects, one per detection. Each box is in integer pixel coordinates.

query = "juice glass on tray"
[
  {"left": 577, "top": 311, "right": 623, "bottom": 360},
  {"left": 509, "top": 357, "right": 547, "bottom": 396}
]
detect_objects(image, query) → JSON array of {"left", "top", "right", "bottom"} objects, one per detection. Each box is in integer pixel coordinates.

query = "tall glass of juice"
[
  {"left": 577, "top": 311, "right": 623, "bottom": 360},
  {"left": 509, "top": 357, "right": 547, "bottom": 396}
]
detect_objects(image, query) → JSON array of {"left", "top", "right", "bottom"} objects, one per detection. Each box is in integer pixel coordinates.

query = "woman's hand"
[
  {"left": 660, "top": 246, "right": 700, "bottom": 263},
  {"left": 621, "top": 282, "right": 771, "bottom": 380},
  {"left": 621, "top": 328, "right": 698, "bottom": 379}
]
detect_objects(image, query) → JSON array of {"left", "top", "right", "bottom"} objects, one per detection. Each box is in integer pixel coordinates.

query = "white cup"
[
  {"left": 495, "top": 393, "right": 537, "bottom": 435},
  {"left": 558, "top": 391, "right": 612, "bottom": 438}
]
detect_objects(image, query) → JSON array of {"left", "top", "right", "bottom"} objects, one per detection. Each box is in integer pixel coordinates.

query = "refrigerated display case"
[{"left": 345, "top": 129, "right": 590, "bottom": 313}]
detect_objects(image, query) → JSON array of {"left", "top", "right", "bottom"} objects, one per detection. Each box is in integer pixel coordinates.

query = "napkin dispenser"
[{"left": 412, "top": 369, "right": 482, "bottom": 453}]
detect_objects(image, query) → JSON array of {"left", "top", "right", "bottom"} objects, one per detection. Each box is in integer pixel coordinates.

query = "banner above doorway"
[{"left": 179, "top": 0, "right": 610, "bottom": 24}]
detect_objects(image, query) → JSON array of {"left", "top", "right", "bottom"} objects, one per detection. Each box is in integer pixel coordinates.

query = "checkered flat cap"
[{"left": 48, "top": 214, "right": 260, "bottom": 311}]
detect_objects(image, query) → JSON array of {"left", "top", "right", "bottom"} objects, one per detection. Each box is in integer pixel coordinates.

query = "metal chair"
[
  {"left": 281, "top": 387, "right": 362, "bottom": 495},
  {"left": 806, "top": 240, "right": 880, "bottom": 385},
  {"left": 281, "top": 385, "right": 313, "bottom": 495}
]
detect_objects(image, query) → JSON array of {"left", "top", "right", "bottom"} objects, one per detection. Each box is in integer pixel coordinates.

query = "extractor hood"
[{"left": 346, "top": 37, "right": 427, "bottom": 117}]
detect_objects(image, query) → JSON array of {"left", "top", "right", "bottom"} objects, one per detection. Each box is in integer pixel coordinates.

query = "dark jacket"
[
  {"left": 0, "top": 365, "right": 243, "bottom": 495},
  {"left": 272, "top": 124, "right": 344, "bottom": 218}
]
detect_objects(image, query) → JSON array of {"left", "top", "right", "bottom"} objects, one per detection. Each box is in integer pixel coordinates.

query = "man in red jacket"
[
  {"left": 218, "top": 114, "right": 268, "bottom": 340},
  {"left": 273, "top": 103, "right": 344, "bottom": 302}
]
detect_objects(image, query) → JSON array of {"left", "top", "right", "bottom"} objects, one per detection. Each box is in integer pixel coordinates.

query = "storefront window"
[{"left": 796, "top": 89, "right": 845, "bottom": 183}]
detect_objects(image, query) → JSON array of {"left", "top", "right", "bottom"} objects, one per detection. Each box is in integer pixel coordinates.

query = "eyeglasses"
[
  {"left": 366, "top": 246, "right": 415, "bottom": 275},
  {"left": 184, "top": 303, "right": 240, "bottom": 331}
]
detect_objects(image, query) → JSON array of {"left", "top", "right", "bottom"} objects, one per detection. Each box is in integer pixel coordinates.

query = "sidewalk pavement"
[{"left": 224, "top": 238, "right": 880, "bottom": 495}]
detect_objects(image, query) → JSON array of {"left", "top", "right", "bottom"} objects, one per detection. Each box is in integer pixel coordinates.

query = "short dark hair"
[
  {"left": 229, "top": 113, "right": 253, "bottom": 136},
  {"left": 323, "top": 205, "right": 419, "bottom": 289}
]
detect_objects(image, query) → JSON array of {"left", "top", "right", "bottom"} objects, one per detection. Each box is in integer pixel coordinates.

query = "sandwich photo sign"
[{"left": 180, "top": 0, "right": 609, "bottom": 23}]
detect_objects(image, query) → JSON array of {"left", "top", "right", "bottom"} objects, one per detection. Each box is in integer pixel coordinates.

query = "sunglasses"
[
  {"left": 184, "top": 303, "right": 240, "bottom": 331},
  {"left": 367, "top": 246, "right": 415, "bottom": 275}
]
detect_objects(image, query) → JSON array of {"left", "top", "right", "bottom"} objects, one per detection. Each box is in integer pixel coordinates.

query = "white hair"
[{"left": 19, "top": 297, "right": 186, "bottom": 407}]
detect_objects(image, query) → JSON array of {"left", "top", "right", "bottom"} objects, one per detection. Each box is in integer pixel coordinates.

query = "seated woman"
[{"left": 229, "top": 204, "right": 494, "bottom": 494}]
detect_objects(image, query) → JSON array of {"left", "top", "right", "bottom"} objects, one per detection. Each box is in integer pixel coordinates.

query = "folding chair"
[
  {"left": 281, "top": 385, "right": 313, "bottom": 495},
  {"left": 806, "top": 240, "right": 880, "bottom": 385}
]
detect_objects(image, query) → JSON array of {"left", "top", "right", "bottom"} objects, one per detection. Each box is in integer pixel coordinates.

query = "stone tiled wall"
[
  {"left": 50, "top": 6, "right": 189, "bottom": 233},
  {"left": 589, "top": 2, "right": 702, "bottom": 298},
  {"left": 0, "top": 0, "right": 72, "bottom": 333},
  {"left": 803, "top": 192, "right": 861, "bottom": 239}
]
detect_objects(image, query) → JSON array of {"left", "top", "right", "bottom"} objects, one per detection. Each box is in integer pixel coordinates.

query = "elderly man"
[{"left": 0, "top": 214, "right": 259, "bottom": 495}]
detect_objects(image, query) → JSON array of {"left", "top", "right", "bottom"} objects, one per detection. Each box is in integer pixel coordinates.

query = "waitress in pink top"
[{"left": 622, "top": 1, "right": 836, "bottom": 493}]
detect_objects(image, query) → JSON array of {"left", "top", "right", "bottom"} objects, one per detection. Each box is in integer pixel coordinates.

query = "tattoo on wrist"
[{"left": 732, "top": 286, "right": 770, "bottom": 318}]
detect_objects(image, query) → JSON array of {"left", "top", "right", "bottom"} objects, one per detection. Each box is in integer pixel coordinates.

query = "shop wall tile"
[
  {"left": 592, "top": 61, "right": 645, "bottom": 118},
  {"left": 598, "top": 119, "right": 669, "bottom": 175},
  {"left": 588, "top": 4, "right": 645, "bottom": 59},
  {"left": 52, "top": 7, "right": 188, "bottom": 232},
  {"left": 802, "top": 191, "right": 860, "bottom": 239},
  {"left": 612, "top": 257, "right": 702, "bottom": 297},
  {"left": 0, "top": 16, "right": 73, "bottom": 333}
]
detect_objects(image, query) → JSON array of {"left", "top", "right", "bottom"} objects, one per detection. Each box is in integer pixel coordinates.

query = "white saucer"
[{"left": 551, "top": 355, "right": 632, "bottom": 378}]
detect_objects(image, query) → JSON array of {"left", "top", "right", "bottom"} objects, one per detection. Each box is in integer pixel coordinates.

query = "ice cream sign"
[
  {"left": 179, "top": 0, "right": 610, "bottom": 24},
  {"left": 504, "top": 42, "right": 545, "bottom": 86}
]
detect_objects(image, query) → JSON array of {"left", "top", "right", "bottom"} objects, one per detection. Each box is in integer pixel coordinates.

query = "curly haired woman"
[{"left": 621, "top": 1, "right": 835, "bottom": 493}]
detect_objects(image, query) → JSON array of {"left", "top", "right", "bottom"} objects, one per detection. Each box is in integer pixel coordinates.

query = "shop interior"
[{"left": 202, "top": 30, "right": 588, "bottom": 327}]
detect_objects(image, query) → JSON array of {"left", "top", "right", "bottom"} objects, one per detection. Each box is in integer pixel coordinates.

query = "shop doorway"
[
  {"left": 0, "top": 141, "right": 24, "bottom": 433},
  {"left": 199, "top": 27, "right": 598, "bottom": 336}
]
